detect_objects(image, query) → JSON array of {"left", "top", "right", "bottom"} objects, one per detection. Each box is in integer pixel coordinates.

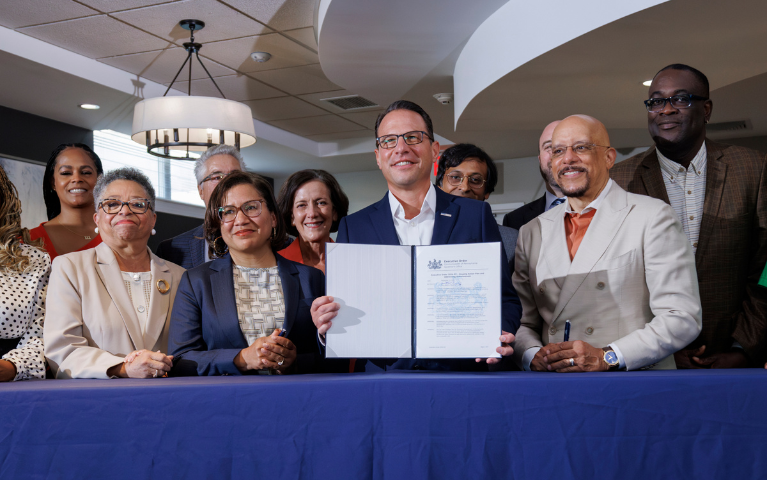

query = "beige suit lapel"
[
  {"left": 94, "top": 243, "right": 144, "bottom": 351},
  {"left": 538, "top": 205, "right": 570, "bottom": 290},
  {"left": 146, "top": 251, "right": 172, "bottom": 349},
  {"left": 551, "top": 184, "right": 633, "bottom": 323}
]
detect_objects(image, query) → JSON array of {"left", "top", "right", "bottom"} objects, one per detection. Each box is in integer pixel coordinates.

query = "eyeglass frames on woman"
[
  {"left": 376, "top": 131, "right": 433, "bottom": 149},
  {"left": 643, "top": 94, "right": 708, "bottom": 112},
  {"left": 445, "top": 173, "right": 486, "bottom": 189},
  {"left": 218, "top": 200, "right": 263, "bottom": 223},
  {"left": 98, "top": 199, "right": 152, "bottom": 215},
  {"left": 550, "top": 144, "right": 611, "bottom": 160}
]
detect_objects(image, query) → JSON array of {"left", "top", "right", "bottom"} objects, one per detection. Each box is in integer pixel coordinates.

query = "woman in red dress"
[{"left": 29, "top": 144, "right": 104, "bottom": 260}]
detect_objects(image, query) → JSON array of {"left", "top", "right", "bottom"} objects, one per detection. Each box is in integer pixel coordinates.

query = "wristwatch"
[{"left": 602, "top": 347, "right": 620, "bottom": 371}]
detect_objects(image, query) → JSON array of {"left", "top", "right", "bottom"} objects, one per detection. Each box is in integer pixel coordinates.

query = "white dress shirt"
[
  {"left": 657, "top": 144, "right": 707, "bottom": 254},
  {"left": 523, "top": 179, "right": 627, "bottom": 370},
  {"left": 388, "top": 184, "right": 437, "bottom": 246}
]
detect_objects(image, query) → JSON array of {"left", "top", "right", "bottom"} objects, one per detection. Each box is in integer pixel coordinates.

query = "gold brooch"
[{"left": 156, "top": 279, "right": 170, "bottom": 294}]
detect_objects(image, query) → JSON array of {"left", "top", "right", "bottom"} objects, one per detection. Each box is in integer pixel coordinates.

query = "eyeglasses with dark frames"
[
  {"left": 199, "top": 172, "right": 231, "bottom": 186},
  {"left": 218, "top": 199, "right": 264, "bottom": 223},
  {"left": 376, "top": 130, "right": 433, "bottom": 149},
  {"left": 98, "top": 199, "right": 153, "bottom": 215},
  {"left": 643, "top": 94, "right": 708, "bottom": 112},
  {"left": 550, "top": 144, "right": 611, "bottom": 160},
  {"left": 445, "top": 173, "right": 486, "bottom": 189}
]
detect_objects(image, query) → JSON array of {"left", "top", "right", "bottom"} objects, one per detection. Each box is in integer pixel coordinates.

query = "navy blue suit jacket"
[
  {"left": 335, "top": 187, "right": 522, "bottom": 372},
  {"left": 168, "top": 253, "right": 325, "bottom": 375},
  {"left": 156, "top": 225, "right": 207, "bottom": 270}
]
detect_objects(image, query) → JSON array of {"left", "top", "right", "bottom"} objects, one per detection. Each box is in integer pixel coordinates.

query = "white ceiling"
[{"left": 1, "top": 0, "right": 766, "bottom": 181}]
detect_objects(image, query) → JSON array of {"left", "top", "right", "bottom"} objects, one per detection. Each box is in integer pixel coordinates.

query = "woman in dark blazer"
[{"left": 168, "top": 172, "right": 324, "bottom": 375}]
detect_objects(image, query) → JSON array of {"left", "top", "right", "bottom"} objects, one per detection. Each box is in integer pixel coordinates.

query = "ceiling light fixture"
[
  {"left": 79, "top": 104, "right": 100, "bottom": 110},
  {"left": 250, "top": 52, "right": 272, "bottom": 63},
  {"left": 131, "top": 19, "right": 256, "bottom": 160},
  {"left": 642, "top": 80, "right": 652, "bottom": 86}
]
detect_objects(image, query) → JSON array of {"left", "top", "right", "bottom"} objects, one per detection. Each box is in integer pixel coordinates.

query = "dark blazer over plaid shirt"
[{"left": 610, "top": 140, "right": 767, "bottom": 365}]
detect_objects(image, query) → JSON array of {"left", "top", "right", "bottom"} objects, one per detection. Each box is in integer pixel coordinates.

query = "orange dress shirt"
[{"left": 564, "top": 210, "right": 596, "bottom": 261}]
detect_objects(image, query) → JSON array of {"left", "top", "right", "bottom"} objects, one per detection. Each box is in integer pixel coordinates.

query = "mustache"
[{"left": 558, "top": 166, "right": 587, "bottom": 177}]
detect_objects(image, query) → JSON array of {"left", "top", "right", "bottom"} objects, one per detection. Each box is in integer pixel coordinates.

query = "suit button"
[
  {"left": 585, "top": 327, "right": 594, "bottom": 335},
  {"left": 549, "top": 327, "right": 556, "bottom": 335},
  {"left": 596, "top": 282, "right": 605, "bottom": 290}
]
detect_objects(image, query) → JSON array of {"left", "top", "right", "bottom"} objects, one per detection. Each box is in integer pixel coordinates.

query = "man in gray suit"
[{"left": 435, "top": 143, "right": 518, "bottom": 272}]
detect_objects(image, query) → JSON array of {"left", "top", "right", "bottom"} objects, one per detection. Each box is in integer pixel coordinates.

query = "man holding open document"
[{"left": 311, "top": 100, "right": 521, "bottom": 372}]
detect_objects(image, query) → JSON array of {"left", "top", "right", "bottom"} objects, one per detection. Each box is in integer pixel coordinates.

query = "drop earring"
[{"left": 151, "top": 229, "right": 157, "bottom": 236}]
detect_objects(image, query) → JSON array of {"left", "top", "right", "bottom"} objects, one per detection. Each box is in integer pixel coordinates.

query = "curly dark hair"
[
  {"left": 43, "top": 144, "right": 104, "bottom": 220},
  {"left": 435, "top": 143, "right": 498, "bottom": 196},
  {"left": 276, "top": 169, "right": 349, "bottom": 237},
  {"left": 204, "top": 171, "right": 287, "bottom": 258}
]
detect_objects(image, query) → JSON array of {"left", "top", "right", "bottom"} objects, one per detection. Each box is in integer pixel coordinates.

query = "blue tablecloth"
[{"left": 1, "top": 370, "right": 766, "bottom": 479}]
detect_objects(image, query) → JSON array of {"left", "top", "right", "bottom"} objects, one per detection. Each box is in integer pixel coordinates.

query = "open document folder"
[{"left": 325, "top": 242, "right": 502, "bottom": 359}]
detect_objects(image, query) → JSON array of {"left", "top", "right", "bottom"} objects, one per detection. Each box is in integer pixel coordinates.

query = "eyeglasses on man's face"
[
  {"left": 643, "top": 94, "right": 708, "bottom": 113},
  {"left": 550, "top": 143, "right": 611, "bottom": 160},
  {"left": 445, "top": 173, "right": 486, "bottom": 190},
  {"left": 218, "top": 199, "right": 263, "bottom": 223},
  {"left": 376, "top": 130, "right": 432, "bottom": 149},
  {"left": 199, "top": 172, "right": 230, "bottom": 186},
  {"left": 99, "top": 199, "right": 152, "bottom": 215}
]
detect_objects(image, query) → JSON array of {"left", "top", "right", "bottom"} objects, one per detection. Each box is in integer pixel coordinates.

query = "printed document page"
[
  {"left": 414, "top": 243, "right": 501, "bottom": 358},
  {"left": 325, "top": 243, "right": 413, "bottom": 358}
]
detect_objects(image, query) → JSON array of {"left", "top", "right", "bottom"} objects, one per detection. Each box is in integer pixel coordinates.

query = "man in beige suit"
[{"left": 512, "top": 115, "right": 702, "bottom": 371}]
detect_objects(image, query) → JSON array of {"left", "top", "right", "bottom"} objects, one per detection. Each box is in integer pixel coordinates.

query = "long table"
[{"left": 1, "top": 370, "right": 766, "bottom": 479}]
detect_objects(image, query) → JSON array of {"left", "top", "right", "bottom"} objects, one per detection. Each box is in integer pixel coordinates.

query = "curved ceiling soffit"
[
  {"left": 453, "top": 0, "right": 669, "bottom": 129},
  {"left": 316, "top": 0, "right": 507, "bottom": 106}
]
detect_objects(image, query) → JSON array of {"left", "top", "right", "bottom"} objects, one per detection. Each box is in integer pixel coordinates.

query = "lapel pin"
[
  {"left": 156, "top": 279, "right": 170, "bottom": 294},
  {"left": 440, "top": 213, "right": 451, "bottom": 217}
]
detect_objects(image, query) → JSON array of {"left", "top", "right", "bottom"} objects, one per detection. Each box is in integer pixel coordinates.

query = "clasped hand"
[
  {"left": 235, "top": 329, "right": 296, "bottom": 374},
  {"left": 122, "top": 349, "right": 173, "bottom": 378},
  {"left": 531, "top": 340, "right": 608, "bottom": 372},
  {"left": 310, "top": 296, "right": 515, "bottom": 364}
]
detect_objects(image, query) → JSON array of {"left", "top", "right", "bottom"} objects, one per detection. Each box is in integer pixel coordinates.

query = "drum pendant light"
[{"left": 131, "top": 19, "right": 256, "bottom": 160}]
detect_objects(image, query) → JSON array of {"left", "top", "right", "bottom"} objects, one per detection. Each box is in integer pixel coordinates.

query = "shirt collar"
[
  {"left": 656, "top": 142, "right": 707, "bottom": 179},
  {"left": 545, "top": 190, "right": 565, "bottom": 211},
  {"left": 388, "top": 184, "right": 437, "bottom": 220},
  {"left": 564, "top": 178, "right": 614, "bottom": 215}
]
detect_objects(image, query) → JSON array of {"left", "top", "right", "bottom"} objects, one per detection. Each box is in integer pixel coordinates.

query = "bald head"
[
  {"left": 554, "top": 115, "right": 611, "bottom": 146},
  {"left": 550, "top": 114, "right": 616, "bottom": 209}
]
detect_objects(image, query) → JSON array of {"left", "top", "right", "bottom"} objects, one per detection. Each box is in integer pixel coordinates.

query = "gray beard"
[{"left": 561, "top": 174, "right": 590, "bottom": 198}]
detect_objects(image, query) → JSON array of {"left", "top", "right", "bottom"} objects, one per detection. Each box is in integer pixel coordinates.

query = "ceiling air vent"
[
  {"left": 321, "top": 95, "right": 378, "bottom": 111},
  {"left": 707, "top": 120, "right": 751, "bottom": 132}
]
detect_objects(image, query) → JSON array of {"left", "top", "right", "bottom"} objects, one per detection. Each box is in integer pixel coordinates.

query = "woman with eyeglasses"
[
  {"left": 44, "top": 168, "right": 185, "bottom": 379},
  {"left": 276, "top": 169, "right": 349, "bottom": 274},
  {"left": 29, "top": 144, "right": 104, "bottom": 260},
  {"left": 168, "top": 171, "right": 325, "bottom": 376}
]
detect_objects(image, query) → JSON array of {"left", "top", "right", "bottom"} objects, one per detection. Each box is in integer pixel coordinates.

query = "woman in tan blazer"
[{"left": 44, "top": 167, "right": 185, "bottom": 379}]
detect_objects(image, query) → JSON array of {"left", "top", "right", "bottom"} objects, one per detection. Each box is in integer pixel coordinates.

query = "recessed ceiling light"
[
  {"left": 79, "top": 104, "right": 100, "bottom": 110},
  {"left": 642, "top": 80, "right": 652, "bottom": 86}
]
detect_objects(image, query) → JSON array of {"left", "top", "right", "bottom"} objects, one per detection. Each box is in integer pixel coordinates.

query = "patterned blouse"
[
  {"left": 233, "top": 265, "right": 285, "bottom": 347},
  {"left": 0, "top": 244, "right": 50, "bottom": 380}
]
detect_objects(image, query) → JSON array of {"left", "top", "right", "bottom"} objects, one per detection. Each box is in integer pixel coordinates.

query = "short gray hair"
[
  {"left": 93, "top": 167, "right": 156, "bottom": 212},
  {"left": 193, "top": 145, "right": 247, "bottom": 184}
]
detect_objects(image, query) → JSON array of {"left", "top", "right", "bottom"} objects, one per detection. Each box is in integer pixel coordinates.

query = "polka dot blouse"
[{"left": 0, "top": 244, "right": 50, "bottom": 380}]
